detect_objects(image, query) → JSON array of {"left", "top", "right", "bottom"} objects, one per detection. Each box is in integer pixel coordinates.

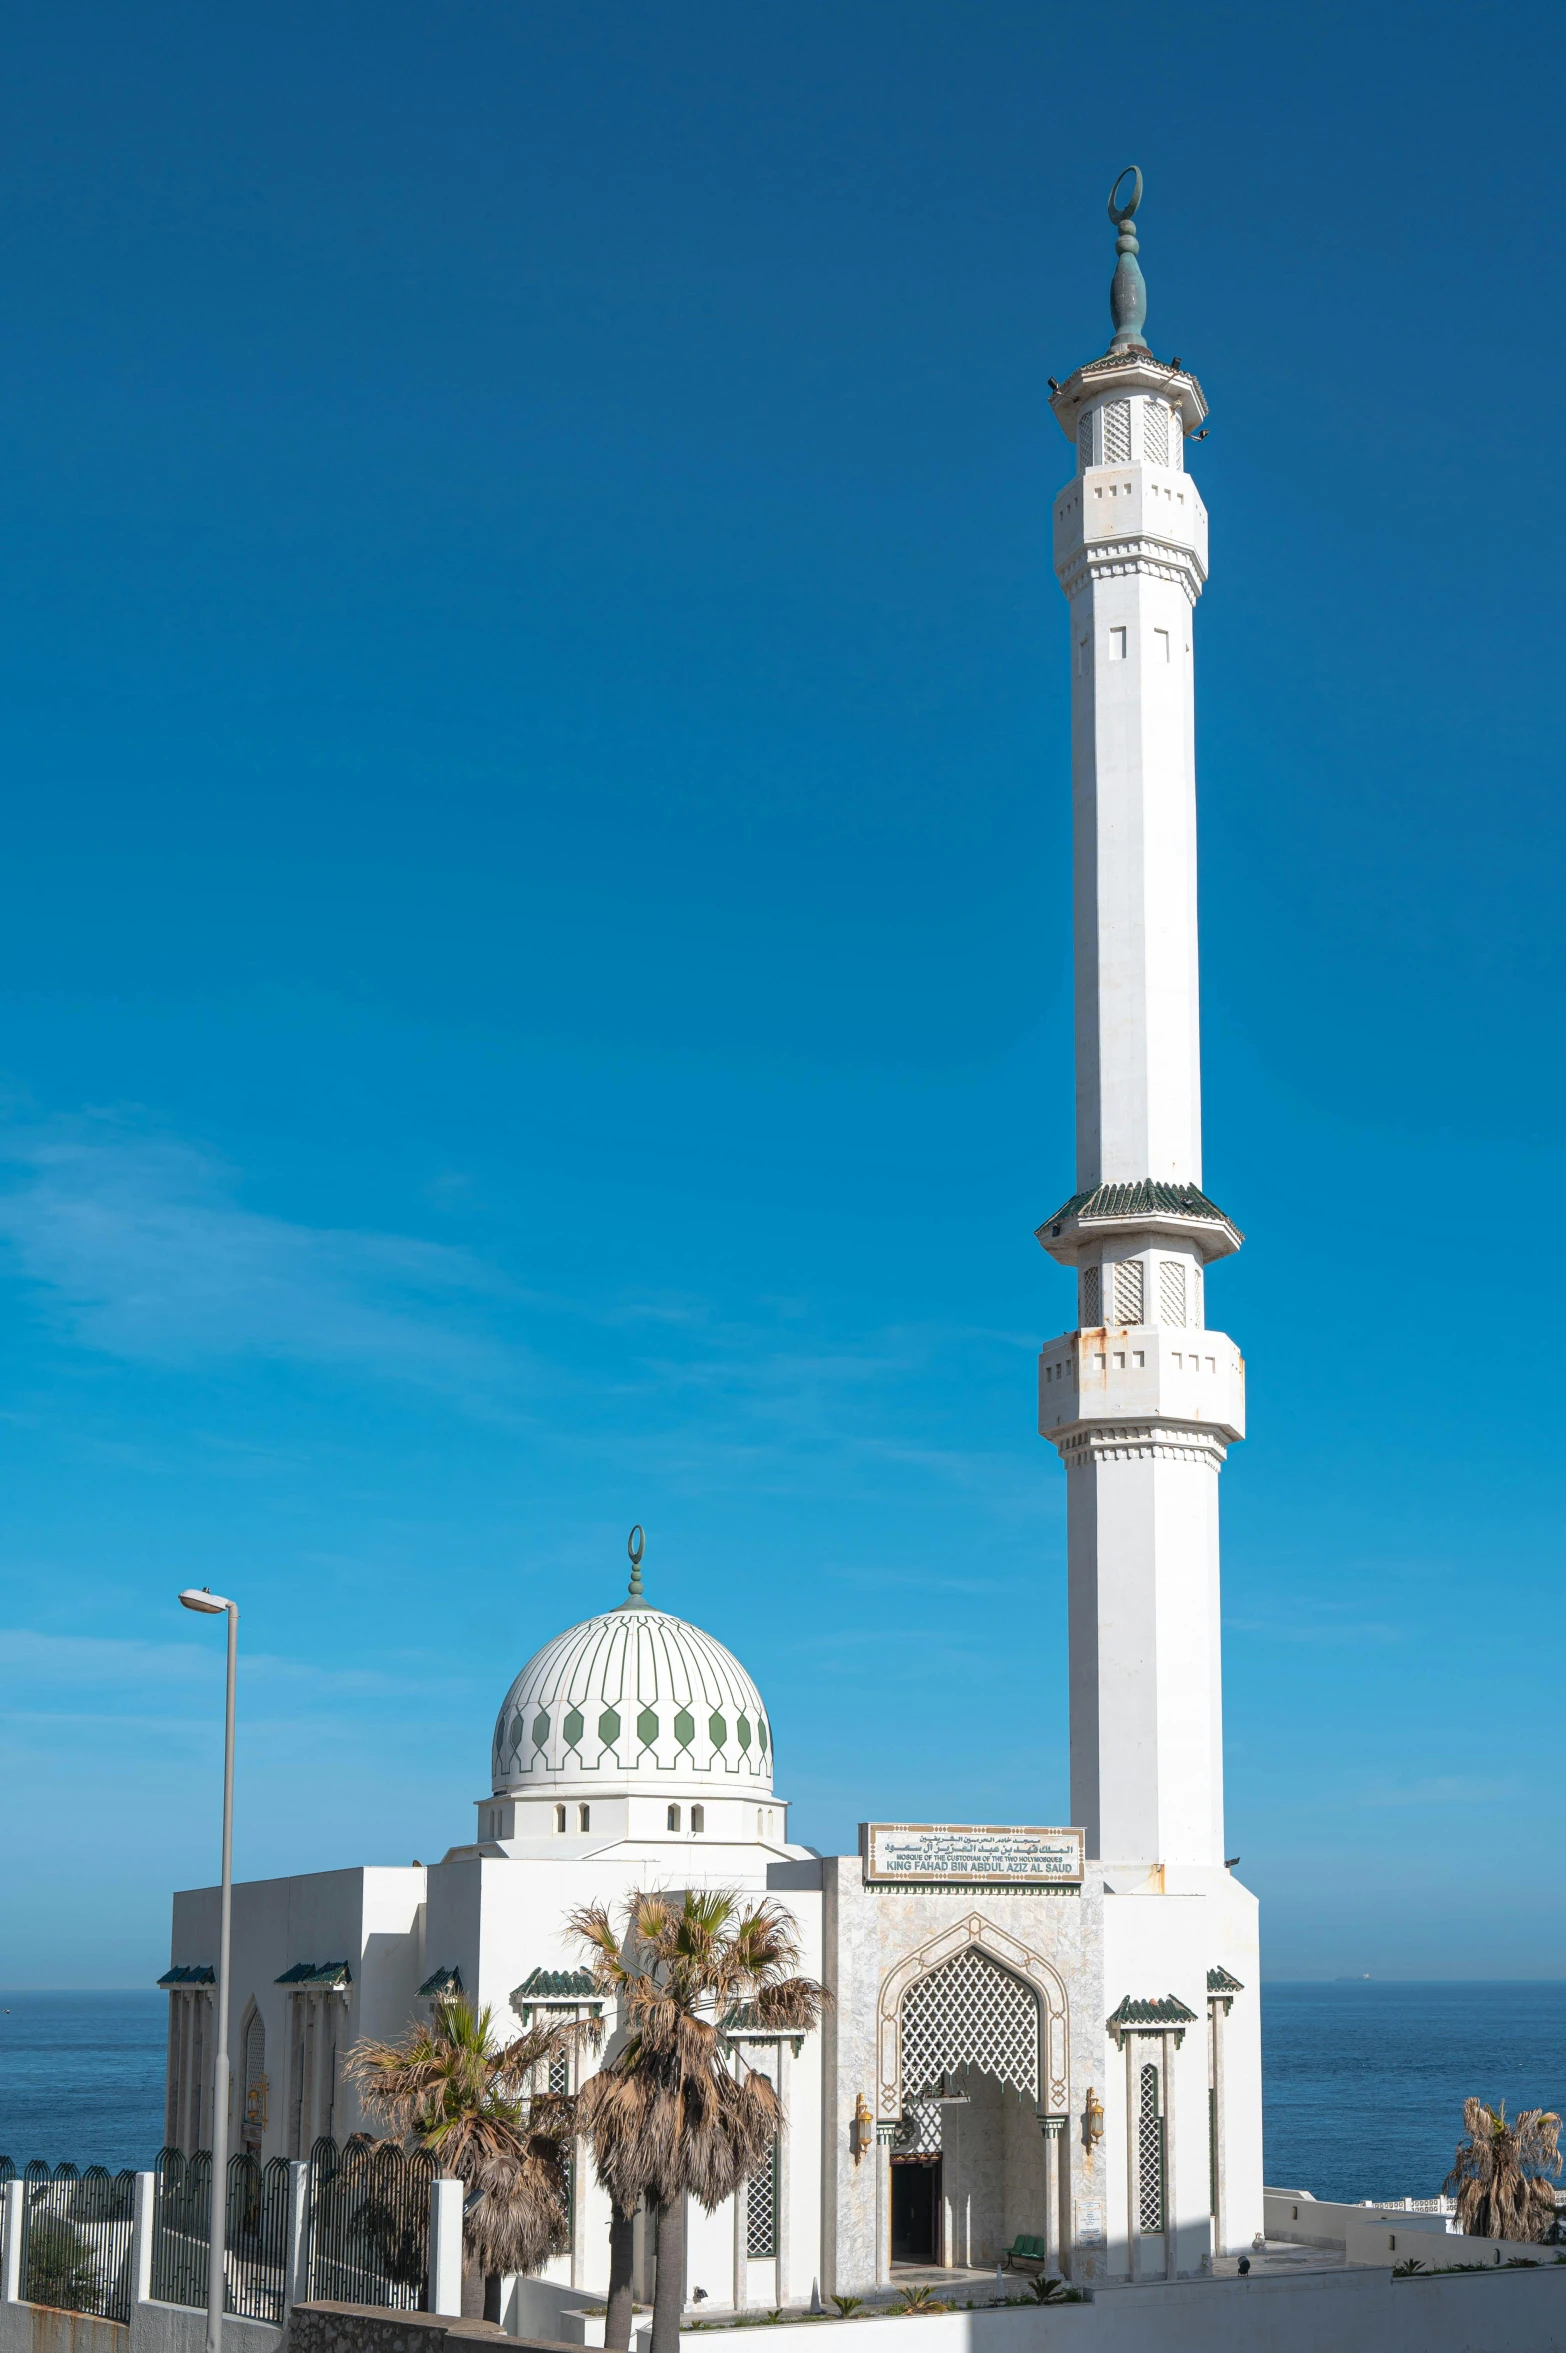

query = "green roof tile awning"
[
  {"left": 417, "top": 1966, "right": 464, "bottom": 1998},
  {"left": 514, "top": 1967, "right": 599, "bottom": 1999},
  {"left": 511, "top": 1965, "right": 605, "bottom": 2021},
  {"left": 1038, "top": 1180, "right": 1241, "bottom": 1242},
  {"left": 158, "top": 1965, "right": 215, "bottom": 1988},
  {"left": 1107, "top": 1993, "right": 1199, "bottom": 2046},
  {"left": 275, "top": 1960, "right": 353, "bottom": 1991},
  {"left": 721, "top": 2000, "right": 810, "bottom": 2053},
  {"left": 1206, "top": 1966, "right": 1244, "bottom": 1995}
]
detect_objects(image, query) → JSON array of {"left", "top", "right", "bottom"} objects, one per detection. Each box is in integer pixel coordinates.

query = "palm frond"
[
  {"left": 1445, "top": 2098, "right": 1564, "bottom": 2241},
  {"left": 569, "top": 1886, "right": 826, "bottom": 2227},
  {"left": 344, "top": 1995, "right": 587, "bottom": 2279}
]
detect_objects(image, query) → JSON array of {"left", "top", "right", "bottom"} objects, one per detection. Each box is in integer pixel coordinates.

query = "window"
[
  {"left": 691, "top": 1805, "right": 705, "bottom": 1833},
  {"left": 1142, "top": 400, "right": 1170, "bottom": 466},
  {"left": 1158, "top": 1260, "right": 1187, "bottom": 1326},
  {"left": 554, "top": 1804, "right": 567, "bottom": 1833},
  {"left": 1109, "top": 625, "right": 1127, "bottom": 660},
  {"left": 746, "top": 2141, "right": 779, "bottom": 2258},
  {"left": 242, "top": 2008, "right": 266, "bottom": 2143},
  {"left": 1103, "top": 401, "right": 1131, "bottom": 463},
  {"left": 1138, "top": 2064, "right": 1166, "bottom": 2232},
  {"left": 1153, "top": 627, "right": 1170, "bottom": 662},
  {"left": 1112, "top": 1258, "right": 1144, "bottom": 1325},
  {"left": 667, "top": 1804, "right": 681, "bottom": 1832},
  {"left": 578, "top": 1804, "right": 591, "bottom": 1833},
  {"left": 1077, "top": 635, "right": 1089, "bottom": 676},
  {"left": 1081, "top": 1265, "right": 1101, "bottom": 1326},
  {"left": 549, "top": 2054, "right": 570, "bottom": 2096}
]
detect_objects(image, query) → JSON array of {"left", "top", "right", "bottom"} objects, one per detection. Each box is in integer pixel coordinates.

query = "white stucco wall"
[
  {"left": 1097, "top": 1866, "right": 1261, "bottom": 2269},
  {"left": 168, "top": 1866, "right": 428, "bottom": 2158}
]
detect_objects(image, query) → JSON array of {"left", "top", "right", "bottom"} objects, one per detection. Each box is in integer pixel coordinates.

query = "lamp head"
[{"left": 179, "top": 1587, "right": 233, "bottom": 1615}]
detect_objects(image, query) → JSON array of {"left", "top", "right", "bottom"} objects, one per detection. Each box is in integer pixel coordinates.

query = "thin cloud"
[
  {"left": 0, "top": 1626, "right": 472, "bottom": 1704},
  {"left": 0, "top": 1117, "right": 526, "bottom": 1402}
]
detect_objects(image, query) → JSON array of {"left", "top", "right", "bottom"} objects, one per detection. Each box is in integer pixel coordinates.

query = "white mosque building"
[{"left": 162, "top": 171, "right": 1264, "bottom": 2306}]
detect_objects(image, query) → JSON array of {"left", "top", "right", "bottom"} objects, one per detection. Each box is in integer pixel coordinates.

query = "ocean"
[{"left": 1, "top": 1982, "right": 1563, "bottom": 2201}]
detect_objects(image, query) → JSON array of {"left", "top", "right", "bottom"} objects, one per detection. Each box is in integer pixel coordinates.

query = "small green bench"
[{"left": 1003, "top": 2234, "right": 1050, "bottom": 2274}]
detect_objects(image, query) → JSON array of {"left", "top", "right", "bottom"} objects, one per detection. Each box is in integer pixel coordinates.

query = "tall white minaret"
[{"left": 1038, "top": 170, "right": 1244, "bottom": 1871}]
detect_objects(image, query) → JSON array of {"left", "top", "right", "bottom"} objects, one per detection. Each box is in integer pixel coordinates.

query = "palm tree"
[
  {"left": 568, "top": 1889, "right": 827, "bottom": 2353},
  {"left": 346, "top": 1994, "right": 594, "bottom": 2320},
  {"left": 1444, "top": 2097, "right": 1562, "bottom": 2241}
]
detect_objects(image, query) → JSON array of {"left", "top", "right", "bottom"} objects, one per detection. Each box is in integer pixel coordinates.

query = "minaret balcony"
[
  {"left": 1054, "top": 467, "right": 1208, "bottom": 599},
  {"left": 1038, "top": 1325, "right": 1245, "bottom": 1450}
]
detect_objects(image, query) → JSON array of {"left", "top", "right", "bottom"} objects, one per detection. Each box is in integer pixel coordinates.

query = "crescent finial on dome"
[{"left": 615, "top": 1522, "right": 649, "bottom": 1610}]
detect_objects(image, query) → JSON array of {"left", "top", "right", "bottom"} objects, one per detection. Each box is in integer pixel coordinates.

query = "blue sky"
[{"left": 1, "top": 0, "right": 1562, "bottom": 1986}]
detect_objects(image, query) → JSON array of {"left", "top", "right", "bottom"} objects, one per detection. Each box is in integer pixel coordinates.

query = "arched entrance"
[{"left": 877, "top": 1920, "right": 1069, "bottom": 2274}]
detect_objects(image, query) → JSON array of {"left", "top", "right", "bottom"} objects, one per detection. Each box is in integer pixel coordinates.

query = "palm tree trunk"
[
  {"left": 649, "top": 2197, "right": 686, "bottom": 2353},
  {"left": 483, "top": 2273, "right": 503, "bottom": 2324},
  {"left": 604, "top": 2204, "right": 637, "bottom": 2352}
]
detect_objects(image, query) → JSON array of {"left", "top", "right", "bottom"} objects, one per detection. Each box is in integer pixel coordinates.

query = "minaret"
[{"left": 1038, "top": 170, "right": 1244, "bottom": 1871}]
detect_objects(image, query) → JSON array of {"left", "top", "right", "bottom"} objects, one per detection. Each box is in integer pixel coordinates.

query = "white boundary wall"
[
  {"left": 1264, "top": 2186, "right": 1562, "bottom": 2270},
  {"left": 627, "top": 2266, "right": 1566, "bottom": 2353}
]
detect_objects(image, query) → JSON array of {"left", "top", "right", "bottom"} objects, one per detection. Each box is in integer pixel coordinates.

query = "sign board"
[{"left": 861, "top": 1823, "right": 1084, "bottom": 1887}]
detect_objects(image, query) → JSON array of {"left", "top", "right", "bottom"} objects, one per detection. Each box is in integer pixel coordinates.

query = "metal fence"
[
  {"left": 304, "top": 2136, "right": 432, "bottom": 2311},
  {"left": 151, "top": 2147, "right": 291, "bottom": 2324},
  {"left": 3, "top": 2138, "right": 432, "bottom": 2324},
  {"left": 0, "top": 2159, "right": 138, "bottom": 2323}
]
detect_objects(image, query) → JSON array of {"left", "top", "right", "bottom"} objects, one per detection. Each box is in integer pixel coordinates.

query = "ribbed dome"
[{"left": 491, "top": 1595, "right": 773, "bottom": 1797}]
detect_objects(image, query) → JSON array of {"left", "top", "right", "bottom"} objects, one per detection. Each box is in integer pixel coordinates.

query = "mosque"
[{"left": 162, "top": 172, "right": 1264, "bottom": 2305}]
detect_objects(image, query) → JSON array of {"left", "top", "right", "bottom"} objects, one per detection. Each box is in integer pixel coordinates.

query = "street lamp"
[{"left": 179, "top": 1587, "right": 237, "bottom": 2353}]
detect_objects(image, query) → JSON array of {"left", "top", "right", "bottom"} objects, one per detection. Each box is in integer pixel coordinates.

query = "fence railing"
[
  {"left": 304, "top": 2137, "right": 432, "bottom": 2311},
  {"left": 151, "top": 2147, "right": 291, "bottom": 2324},
  {"left": 0, "top": 2159, "right": 138, "bottom": 2323},
  {"left": 3, "top": 2139, "right": 437, "bottom": 2326}
]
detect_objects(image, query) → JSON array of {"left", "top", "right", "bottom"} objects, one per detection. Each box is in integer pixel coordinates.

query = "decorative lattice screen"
[
  {"left": 890, "top": 2103, "right": 943, "bottom": 2157},
  {"left": 1138, "top": 2063, "right": 1165, "bottom": 2231},
  {"left": 1158, "top": 1260, "right": 1186, "bottom": 1327},
  {"left": 746, "top": 2143, "right": 778, "bottom": 2257},
  {"left": 1112, "top": 1259, "right": 1144, "bottom": 1325},
  {"left": 900, "top": 1946, "right": 1039, "bottom": 2104},
  {"left": 1142, "top": 401, "right": 1170, "bottom": 466},
  {"left": 1103, "top": 402, "right": 1131, "bottom": 464}
]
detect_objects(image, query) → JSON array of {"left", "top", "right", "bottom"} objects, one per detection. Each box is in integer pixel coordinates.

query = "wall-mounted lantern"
[
  {"left": 852, "top": 2093, "right": 874, "bottom": 2164},
  {"left": 1084, "top": 2086, "right": 1105, "bottom": 2146}
]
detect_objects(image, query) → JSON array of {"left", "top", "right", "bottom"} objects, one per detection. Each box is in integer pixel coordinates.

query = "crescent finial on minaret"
[{"left": 1107, "top": 165, "right": 1148, "bottom": 352}]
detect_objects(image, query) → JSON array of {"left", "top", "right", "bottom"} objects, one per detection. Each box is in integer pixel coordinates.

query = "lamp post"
[{"left": 180, "top": 1586, "right": 237, "bottom": 2353}]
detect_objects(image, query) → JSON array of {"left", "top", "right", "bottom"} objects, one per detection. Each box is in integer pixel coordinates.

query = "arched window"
[
  {"left": 578, "top": 1804, "right": 591, "bottom": 1832},
  {"left": 242, "top": 2007, "right": 266, "bottom": 2145},
  {"left": 667, "top": 1804, "right": 681, "bottom": 1831},
  {"left": 554, "top": 1803, "right": 566, "bottom": 1833},
  {"left": 691, "top": 1805, "right": 705, "bottom": 1833},
  {"left": 1138, "top": 2062, "right": 1165, "bottom": 2231}
]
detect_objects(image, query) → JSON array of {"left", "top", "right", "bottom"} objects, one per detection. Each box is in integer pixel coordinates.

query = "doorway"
[{"left": 890, "top": 2157, "right": 941, "bottom": 2264}]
